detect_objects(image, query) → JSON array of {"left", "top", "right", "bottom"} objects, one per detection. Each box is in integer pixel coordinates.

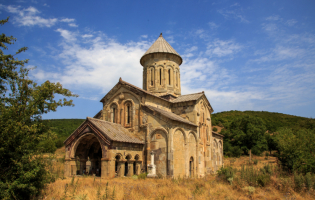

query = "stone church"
[{"left": 64, "top": 33, "right": 224, "bottom": 178}]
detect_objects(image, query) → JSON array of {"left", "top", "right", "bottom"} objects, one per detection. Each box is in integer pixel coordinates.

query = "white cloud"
[
  {"left": 0, "top": 5, "right": 79, "bottom": 28},
  {"left": 208, "top": 22, "right": 218, "bottom": 30},
  {"left": 206, "top": 39, "right": 242, "bottom": 57},
  {"left": 82, "top": 34, "right": 93, "bottom": 38},
  {"left": 68, "top": 23, "right": 78, "bottom": 27},
  {"left": 217, "top": 6, "right": 249, "bottom": 23},
  {"left": 266, "top": 15, "right": 281, "bottom": 21},
  {"left": 286, "top": 19, "right": 297, "bottom": 26},
  {"left": 141, "top": 35, "right": 148, "bottom": 38},
  {"left": 60, "top": 18, "right": 75, "bottom": 23},
  {"left": 33, "top": 30, "right": 150, "bottom": 98},
  {"left": 55, "top": 28, "right": 77, "bottom": 42},
  {"left": 1, "top": 5, "right": 57, "bottom": 27}
]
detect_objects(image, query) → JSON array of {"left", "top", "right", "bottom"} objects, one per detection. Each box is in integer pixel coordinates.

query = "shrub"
[
  {"left": 138, "top": 173, "right": 147, "bottom": 180},
  {"left": 305, "top": 172, "right": 312, "bottom": 191},
  {"left": 294, "top": 172, "right": 304, "bottom": 192},
  {"left": 217, "top": 166, "right": 235, "bottom": 184},
  {"left": 253, "top": 159, "right": 258, "bottom": 165},
  {"left": 213, "top": 127, "right": 218, "bottom": 132},
  {"left": 37, "top": 139, "right": 57, "bottom": 153},
  {"left": 55, "top": 138, "right": 65, "bottom": 149}
]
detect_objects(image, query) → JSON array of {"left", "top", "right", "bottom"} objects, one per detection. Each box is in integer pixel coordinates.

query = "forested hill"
[
  {"left": 44, "top": 119, "right": 85, "bottom": 138},
  {"left": 211, "top": 110, "right": 315, "bottom": 132}
]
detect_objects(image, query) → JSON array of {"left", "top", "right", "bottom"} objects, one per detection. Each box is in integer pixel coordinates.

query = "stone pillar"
[
  {"left": 127, "top": 161, "right": 133, "bottom": 177},
  {"left": 117, "top": 161, "right": 125, "bottom": 177},
  {"left": 147, "top": 151, "right": 157, "bottom": 178},
  {"left": 135, "top": 162, "right": 141, "bottom": 175},
  {"left": 101, "top": 158, "right": 110, "bottom": 178}
]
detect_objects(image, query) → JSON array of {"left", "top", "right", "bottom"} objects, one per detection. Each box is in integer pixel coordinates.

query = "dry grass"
[{"left": 40, "top": 148, "right": 315, "bottom": 200}]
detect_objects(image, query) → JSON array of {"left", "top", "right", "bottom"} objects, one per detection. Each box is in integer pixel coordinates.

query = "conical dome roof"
[{"left": 140, "top": 33, "right": 182, "bottom": 65}]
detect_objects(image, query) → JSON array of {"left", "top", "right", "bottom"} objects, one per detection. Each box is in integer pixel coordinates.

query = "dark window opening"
[
  {"left": 113, "top": 107, "right": 116, "bottom": 123},
  {"left": 168, "top": 69, "right": 171, "bottom": 85},
  {"left": 127, "top": 105, "right": 130, "bottom": 124},
  {"left": 159, "top": 68, "right": 162, "bottom": 85}
]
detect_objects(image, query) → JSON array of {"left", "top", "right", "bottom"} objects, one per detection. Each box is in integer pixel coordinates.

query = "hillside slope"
[{"left": 212, "top": 110, "right": 315, "bottom": 132}]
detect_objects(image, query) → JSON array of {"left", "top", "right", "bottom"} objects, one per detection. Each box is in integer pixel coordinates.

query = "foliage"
[
  {"left": 212, "top": 110, "right": 315, "bottom": 133},
  {"left": 221, "top": 116, "right": 268, "bottom": 160},
  {"left": 217, "top": 166, "right": 235, "bottom": 185},
  {"left": 0, "top": 18, "right": 77, "bottom": 199},
  {"left": 274, "top": 128, "right": 315, "bottom": 173},
  {"left": 41, "top": 119, "right": 84, "bottom": 151},
  {"left": 212, "top": 127, "right": 218, "bottom": 132},
  {"left": 138, "top": 173, "right": 147, "bottom": 180}
]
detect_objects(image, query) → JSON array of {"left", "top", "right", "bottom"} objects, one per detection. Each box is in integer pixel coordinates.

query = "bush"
[
  {"left": 217, "top": 166, "right": 235, "bottom": 184},
  {"left": 138, "top": 173, "right": 147, "bottom": 180},
  {"left": 294, "top": 172, "right": 304, "bottom": 192},
  {"left": 213, "top": 127, "right": 218, "bottom": 132},
  {"left": 253, "top": 159, "right": 258, "bottom": 165},
  {"left": 55, "top": 138, "right": 65, "bottom": 149},
  {"left": 37, "top": 139, "right": 57, "bottom": 153},
  {"left": 305, "top": 172, "right": 312, "bottom": 191}
]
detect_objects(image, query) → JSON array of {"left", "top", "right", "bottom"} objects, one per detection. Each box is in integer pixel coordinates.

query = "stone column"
[
  {"left": 117, "top": 161, "right": 125, "bottom": 177},
  {"left": 147, "top": 151, "right": 157, "bottom": 178},
  {"left": 127, "top": 161, "right": 134, "bottom": 177}
]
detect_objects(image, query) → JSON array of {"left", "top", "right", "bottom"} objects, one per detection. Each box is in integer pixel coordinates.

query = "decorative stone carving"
[{"left": 119, "top": 92, "right": 124, "bottom": 100}]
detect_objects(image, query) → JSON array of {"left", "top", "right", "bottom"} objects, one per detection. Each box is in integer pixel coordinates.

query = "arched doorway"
[
  {"left": 150, "top": 130, "right": 167, "bottom": 176},
  {"left": 74, "top": 134, "right": 102, "bottom": 176},
  {"left": 189, "top": 157, "right": 194, "bottom": 177}
]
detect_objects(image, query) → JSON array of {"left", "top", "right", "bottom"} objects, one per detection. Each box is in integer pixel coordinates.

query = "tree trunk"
[{"left": 249, "top": 149, "right": 252, "bottom": 163}]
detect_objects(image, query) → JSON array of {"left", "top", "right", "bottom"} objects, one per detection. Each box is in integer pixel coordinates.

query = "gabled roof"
[
  {"left": 142, "top": 104, "right": 197, "bottom": 127},
  {"left": 88, "top": 117, "right": 144, "bottom": 144},
  {"left": 64, "top": 117, "right": 144, "bottom": 145},
  {"left": 140, "top": 33, "right": 182, "bottom": 65},
  {"left": 100, "top": 78, "right": 171, "bottom": 104},
  {"left": 171, "top": 92, "right": 204, "bottom": 103}
]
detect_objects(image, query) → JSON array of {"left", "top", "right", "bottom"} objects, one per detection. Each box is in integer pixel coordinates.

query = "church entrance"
[
  {"left": 74, "top": 134, "right": 102, "bottom": 176},
  {"left": 189, "top": 157, "right": 194, "bottom": 177}
]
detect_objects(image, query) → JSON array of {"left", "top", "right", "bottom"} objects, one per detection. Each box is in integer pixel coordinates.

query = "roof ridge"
[{"left": 177, "top": 92, "right": 204, "bottom": 97}]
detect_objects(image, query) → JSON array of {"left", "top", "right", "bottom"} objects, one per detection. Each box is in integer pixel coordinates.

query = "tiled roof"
[
  {"left": 88, "top": 117, "right": 144, "bottom": 144},
  {"left": 143, "top": 104, "right": 197, "bottom": 127},
  {"left": 140, "top": 33, "right": 182, "bottom": 65},
  {"left": 171, "top": 92, "right": 204, "bottom": 103},
  {"left": 100, "top": 78, "right": 171, "bottom": 104}
]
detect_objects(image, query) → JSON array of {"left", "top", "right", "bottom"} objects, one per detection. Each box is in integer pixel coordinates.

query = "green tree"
[
  {"left": 229, "top": 116, "right": 267, "bottom": 162},
  {"left": 0, "top": 18, "right": 77, "bottom": 199},
  {"left": 275, "top": 128, "right": 315, "bottom": 173}
]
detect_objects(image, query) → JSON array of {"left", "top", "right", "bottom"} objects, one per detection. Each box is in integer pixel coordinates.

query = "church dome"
[{"left": 140, "top": 33, "right": 183, "bottom": 66}]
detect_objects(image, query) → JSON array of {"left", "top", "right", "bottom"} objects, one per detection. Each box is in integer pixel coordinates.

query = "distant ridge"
[{"left": 212, "top": 110, "right": 315, "bottom": 132}]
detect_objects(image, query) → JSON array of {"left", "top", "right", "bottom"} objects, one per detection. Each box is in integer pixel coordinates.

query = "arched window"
[
  {"left": 151, "top": 68, "right": 154, "bottom": 86},
  {"left": 175, "top": 70, "right": 178, "bottom": 87},
  {"left": 110, "top": 104, "right": 118, "bottom": 123},
  {"left": 159, "top": 68, "right": 162, "bottom": 85},
  {"left": 168, "top": 69, "right": 171, "bottom": 85},
  {"left": 124, "top": 101, "right": 132, "bottom": 127}
]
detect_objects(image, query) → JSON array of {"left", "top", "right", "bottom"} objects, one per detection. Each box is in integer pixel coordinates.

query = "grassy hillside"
[
  {"left": 42, "top": 119, "right": 85, "bottom": 150},
  {"left": 212, "top": 110, "right": 315, "bottom": 132},
  {"left": 45, "top": 119, "right": 85, "bottom": 138}
]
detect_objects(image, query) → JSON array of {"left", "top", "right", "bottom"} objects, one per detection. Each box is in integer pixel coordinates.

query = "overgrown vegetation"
[
  {"left": 0, "top": 18, "right": 77, "bottom": 199},
  {"left": 212, "top": 110, "right": 315, "bottom": 174}
]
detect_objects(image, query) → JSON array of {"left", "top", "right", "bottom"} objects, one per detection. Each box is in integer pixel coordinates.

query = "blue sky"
[{"left": 1, "top": 0, "right": 315, "bottom": 119}]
